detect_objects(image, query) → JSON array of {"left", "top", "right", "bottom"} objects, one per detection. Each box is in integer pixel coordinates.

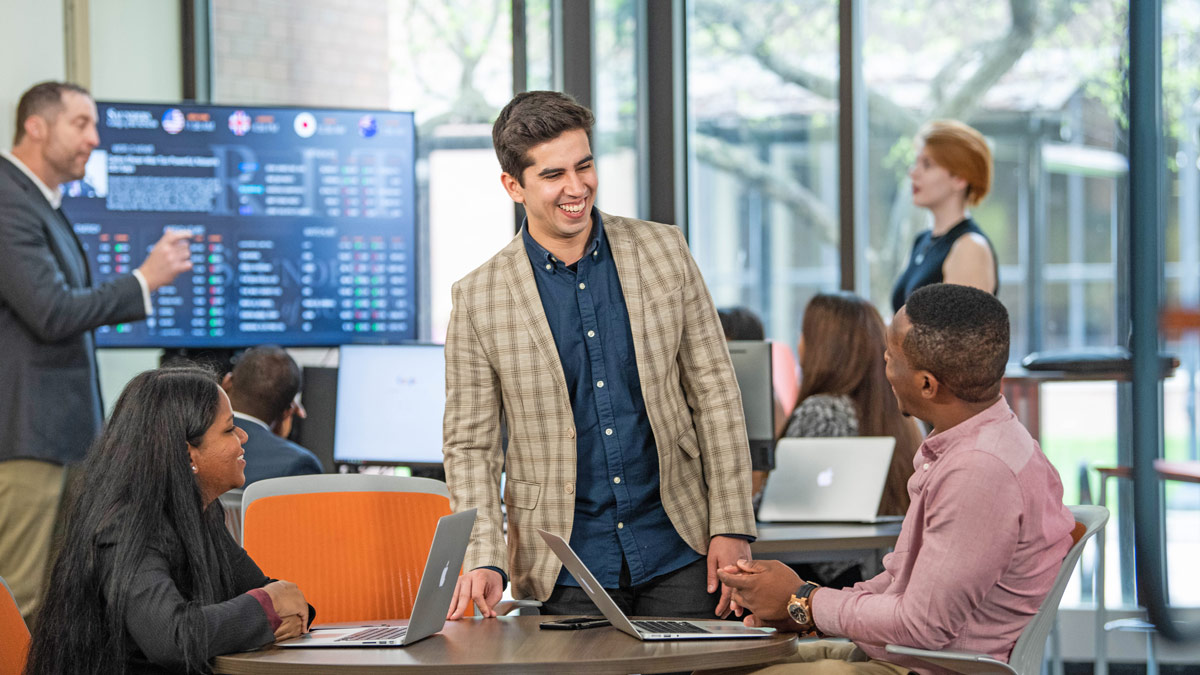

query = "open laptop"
[
  {"left": 758, "top": 437, "right": 901, "bottom": 524},
  {"left": 278, "top": 508, "right": 476, "bottom": 648},
  {"left": 536, "top": 529, "right": 774, "bottom": 641}
]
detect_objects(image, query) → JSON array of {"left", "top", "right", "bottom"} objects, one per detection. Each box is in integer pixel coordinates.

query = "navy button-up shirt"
[{"left": 522, "top": 211, "right": 700, "bottom": 588}]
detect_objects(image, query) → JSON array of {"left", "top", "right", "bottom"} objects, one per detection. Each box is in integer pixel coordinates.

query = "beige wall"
[
  {"left": 0, "top": 0, "right": 66, "bottom": 142},
  {"left": 89, "top": 0, "right": 182, "bottom": 102}
]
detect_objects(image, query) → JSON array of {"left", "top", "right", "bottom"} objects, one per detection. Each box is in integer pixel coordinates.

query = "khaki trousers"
[
  {"left": 0, "top": 459, "right": 66, "bottom": 623},
  {"left": 696, "top": 640, "right": 913, "bottom": 675}
]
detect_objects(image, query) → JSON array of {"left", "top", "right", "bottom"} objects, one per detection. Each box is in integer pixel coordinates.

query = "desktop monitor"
[
  {"left": 726, "top": 340, "right": 775, "bottom": 471},
  {"left": 334, "top": 344, "right": 445, "bottom": 465},
  {"left": 60, "top": 102, "right": 418, "bottom": 348}
]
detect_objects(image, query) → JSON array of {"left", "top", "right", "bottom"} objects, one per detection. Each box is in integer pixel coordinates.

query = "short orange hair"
[{"left": 917, "top": 120, "right": 992, "bottom": 206}]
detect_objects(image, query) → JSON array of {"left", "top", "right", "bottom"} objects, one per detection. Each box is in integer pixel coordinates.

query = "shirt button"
[
  {"left": 596, "top": 380, "right": 604, "bottom": 388},
  {"left": 578, "top": 282, "right": 586, "bottom": 290},
  {"left": 545, "top": 263, "right": 552, "bottom": 270},
  {"left": 568, "top": 427, "right": 575, "bottom": 438},
  {"left": 565, "top": 482, "right": 575, "bottom": 495},
  {"left": 923, "top": 463, "right": 930, "bottom": 470},
  {"left": 613, "top": 476, "right": 621, "bottom": 484},
  {"left": 617, "top": 522, "right": 624, "bottom": 530},
  {"left": 605, "top": 428, "right": 613, "bottom": 436},
  {"left": 587, "top": 330, "right": 595, "bottom": 338}
]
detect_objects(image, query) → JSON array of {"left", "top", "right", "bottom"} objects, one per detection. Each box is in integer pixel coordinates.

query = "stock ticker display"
[{"left": 61, "top": 102, "right": 417, "bottom": 348}]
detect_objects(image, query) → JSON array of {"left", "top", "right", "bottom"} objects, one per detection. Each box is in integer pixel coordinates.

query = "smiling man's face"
[{"left": 502, "top": 128, "right": 597, "bottom": 250}]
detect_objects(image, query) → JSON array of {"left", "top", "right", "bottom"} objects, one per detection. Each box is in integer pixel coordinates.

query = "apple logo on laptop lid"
[{"left": 817, "top": 467, "right": 834, "bottom": 488}]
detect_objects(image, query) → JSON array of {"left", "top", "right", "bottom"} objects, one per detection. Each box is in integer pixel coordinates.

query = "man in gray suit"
[
  {"left": 222, "top": 346, "right": 323, "bottom": 487},
  {"left": 0, "top": 81, "right": 192, "bottom": 620}
]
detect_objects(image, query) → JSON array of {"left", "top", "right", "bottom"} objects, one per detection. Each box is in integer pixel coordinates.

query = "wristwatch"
[{"left": 786, "top": 581, "right": 821, "bottom": 629}]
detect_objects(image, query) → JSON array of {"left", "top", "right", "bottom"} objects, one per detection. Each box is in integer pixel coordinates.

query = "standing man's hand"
[
  {"left": 137, "top": 229, "right": 193, "bottom": 291},
  {"left": 446, "top": 568, "right": 503, "bottom": 620},
  {"left": 707, "top": 535, "right": 752, "bottom": 617}
]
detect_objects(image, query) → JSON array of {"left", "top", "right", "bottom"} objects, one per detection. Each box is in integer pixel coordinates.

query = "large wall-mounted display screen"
[{"left": 61, "top": 102, "right": 417, "bottom": 348}]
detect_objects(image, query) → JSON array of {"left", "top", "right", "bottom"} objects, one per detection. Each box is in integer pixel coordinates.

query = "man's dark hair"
[
  {"left": 717, "top": 306, "right": 765, "bottom": 341},
  {"left": 14, "top": 81, "right": 91, "bottom": 145},
  {"left": 228, "top": 345, "right": 302, "bottom": 425},
  {"left": 492, "top": 90, "right": 594, "bottom": 186},
  {"left": 902, "top": 283, "right": 1009, "bottom": 403}
]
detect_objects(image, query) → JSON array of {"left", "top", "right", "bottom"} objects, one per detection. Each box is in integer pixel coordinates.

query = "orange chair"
[
  {"left": 241, "top": 474, "right": 453, "bottom": 625},
  {"left": 0, "top": 575, "right": 29, "bottom": 675}
]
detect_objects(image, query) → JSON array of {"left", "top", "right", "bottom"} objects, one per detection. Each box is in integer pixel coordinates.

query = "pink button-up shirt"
[{"left": 812, "top": 397, "right": 1075, "bottom": 673}]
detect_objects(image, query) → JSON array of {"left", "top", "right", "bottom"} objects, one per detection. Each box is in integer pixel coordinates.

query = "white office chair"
[
  {"left": 217, "top": 488, "right": 245, "bottom": 544},
  {"left": 885, "top": 505, "right": 1108, "bottom": 674}
]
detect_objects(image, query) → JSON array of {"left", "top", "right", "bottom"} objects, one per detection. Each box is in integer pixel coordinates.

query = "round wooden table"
[{"left": 212, "top": 616, "right": 800, "bottom": 674}]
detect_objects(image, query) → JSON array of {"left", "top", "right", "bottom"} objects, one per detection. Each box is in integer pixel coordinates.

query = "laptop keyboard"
[
  {"left": 335, "top": 626, "right": 408, "bottom": 642},
  {"left": 633, "top": 620, "right": 710, "bottom": 634}
]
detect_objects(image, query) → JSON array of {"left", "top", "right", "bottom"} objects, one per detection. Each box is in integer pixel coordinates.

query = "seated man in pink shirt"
[{"left": 715, "top": 283, "right": 1076, "bottom": 674}]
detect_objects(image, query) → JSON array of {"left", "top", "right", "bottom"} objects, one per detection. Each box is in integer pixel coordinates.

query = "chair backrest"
[
  {"left": 0, "top": 575, "right": 30, "bottom": 675},
  {"left": 1007, "top": 505, "right": 1108, "bottom": 674},
  {"left": 218, "top": 488, "right": 245, "bottom": 544},
  {"left": 241, "top": 474, "right": 452, "bottom": 624}
]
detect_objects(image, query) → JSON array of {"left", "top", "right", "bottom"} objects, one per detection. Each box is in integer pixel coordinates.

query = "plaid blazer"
[{"left": 442, "top": 212, "right": 756, "bottom": 601}]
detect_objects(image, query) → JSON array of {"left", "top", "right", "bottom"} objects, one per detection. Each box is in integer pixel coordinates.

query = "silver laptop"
[
  {"left": 758, "top": 437, "right": 901, "bottom": 524},
  {"left": 536, "top": 529, "right": 774, "bottom": 641},
  {"left": 278, "top": 508, "right": 476, "bottom": 648}
]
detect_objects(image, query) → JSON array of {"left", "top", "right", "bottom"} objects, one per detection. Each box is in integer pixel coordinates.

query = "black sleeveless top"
[{"left": 890, "top": 217, "right": 998, "bottom": 313}]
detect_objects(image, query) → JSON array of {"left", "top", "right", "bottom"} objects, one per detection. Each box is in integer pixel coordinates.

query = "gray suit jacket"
[
  {"left": 0, "top": 156, "right": 145, "bottom": 464},
  {"left": 443, "top": 212, "right": 756, "bottom": 601}
]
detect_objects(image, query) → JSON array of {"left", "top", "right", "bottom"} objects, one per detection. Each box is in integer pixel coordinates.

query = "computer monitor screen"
[
  {"left": 727, "top": 340, "right": 775, "bottom": 470},
  {"left": 60, "top": 102, "right": 417, "bottom": 348},
  {"left": 334, "top": 344, "right": 445, "bottom": 464}
]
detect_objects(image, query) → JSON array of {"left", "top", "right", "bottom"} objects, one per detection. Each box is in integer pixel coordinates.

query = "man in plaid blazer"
[{"left": 444, "top": 91, "right": 756, "bottom": 620}]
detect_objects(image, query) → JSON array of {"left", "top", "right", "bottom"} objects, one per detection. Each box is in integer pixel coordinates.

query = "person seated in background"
[
  {"left": 717, "top": 306, "right": 788, "bottom": 504},
  {"left": 222, "top": 345, "right": 323, "bottom": 487},
  {"left": 713, "top": 284, "right": 1075, "bottom": 674},
  {"left": 25, "top": 366, "right": 313, "bottom": 674},
  {"left": 784, "top": 292, "right": 922, "bottom": 517}
]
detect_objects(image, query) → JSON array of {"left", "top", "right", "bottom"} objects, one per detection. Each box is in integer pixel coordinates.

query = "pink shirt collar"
[{"left": 918, "top": 396, "right": 1010, "bottom": 462}]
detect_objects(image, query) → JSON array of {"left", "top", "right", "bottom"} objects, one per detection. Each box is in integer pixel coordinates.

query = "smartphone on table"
[{"left": 538, "top": 617, "right": 610, "bottom": 630}]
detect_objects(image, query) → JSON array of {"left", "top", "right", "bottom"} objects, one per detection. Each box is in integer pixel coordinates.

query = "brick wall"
[{"left": 212, "top": 0, "right": 389, "bottom": 108}]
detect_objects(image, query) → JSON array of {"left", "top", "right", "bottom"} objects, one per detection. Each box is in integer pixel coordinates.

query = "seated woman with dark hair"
[
  {"left": 25, "top": 366, "right": 312, "bottom": 675},
  {"left": 783, "top": 293, "right": 923, "bottom": 587},
  {"left": 785, "top": 292, "right": 922, "bottom": 517}
]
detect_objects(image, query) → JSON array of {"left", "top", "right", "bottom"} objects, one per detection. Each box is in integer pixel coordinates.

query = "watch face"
[{"left": 788, "top": 599, "right": 810, "bottom": 625}]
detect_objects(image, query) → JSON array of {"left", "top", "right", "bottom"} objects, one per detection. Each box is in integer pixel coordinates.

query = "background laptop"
[
  {"left": 536, "top": 530, "right": 774, "bottom": 641},
  {"left": 278, "top": 508, "right": 476, "bottom": 648},
  {"left": 757, "top": 437, "right": 900, "bottom": 524}
]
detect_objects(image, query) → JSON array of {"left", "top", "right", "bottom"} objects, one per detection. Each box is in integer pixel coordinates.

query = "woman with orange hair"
[{"left": 891, "top": 120, "right": 999, "bottom": 313}]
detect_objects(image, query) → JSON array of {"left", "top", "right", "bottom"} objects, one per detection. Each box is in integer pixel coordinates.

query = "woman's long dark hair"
[
  {"left": 796, "top": 292, "right": 923, "bottom": 515},
  {"left": 26, "top": 367, "right": 235, "bottom": 674}
]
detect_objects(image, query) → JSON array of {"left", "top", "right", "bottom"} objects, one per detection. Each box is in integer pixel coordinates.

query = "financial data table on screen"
[{"left": 61, "top": 102, "right": 417, "bottom": 348}]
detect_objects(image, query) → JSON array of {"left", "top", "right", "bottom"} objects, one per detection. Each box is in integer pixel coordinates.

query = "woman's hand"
[
  {"left": 262, "top": 580, "right": 308, "bottom": 620},
  {"left": 273, "top": 614, "right": 306, "bottom": 641}
]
